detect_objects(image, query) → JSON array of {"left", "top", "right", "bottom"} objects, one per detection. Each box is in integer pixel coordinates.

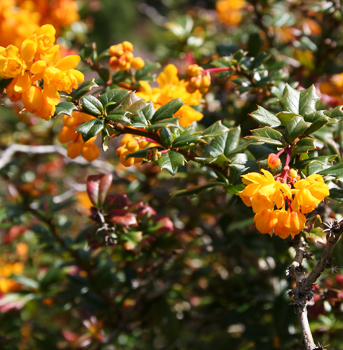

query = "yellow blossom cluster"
[
  {"left": 116, "top": 134, "right": 158, "bottom": 167},
  {"left": 109, "top": 41, "right": 145, "bottom": 71},
  {"left": 58, "top": 112, "right": 100, "bottom": 162},
  {"left": 216, "top": 0, "right": 246, "bottom": 26},
  {"left": 0, "top": 0, "right": 79, "bottom": 48},
  {"left": 0, "top": 257, "right": 24, "bottom": 293},
  {"left": 137, "top": 64, "right": 204, "bottom": 127},
  {"left": 186, "top": 64, "right": 211, "bottom": 94},
  {"left": 240, "top": 169, "right": 329, "bottom": 239},
  {"left": 0, "top": 24, "right": 84, "bottom": 120}
]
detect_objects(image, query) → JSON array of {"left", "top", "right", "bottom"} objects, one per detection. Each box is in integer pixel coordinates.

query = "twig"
[
  {"left": 0, "top": 143, "right": 115, "bottom": 172},
  {"left": 288, "top": 222, "right": 343, "bottom": 350}
]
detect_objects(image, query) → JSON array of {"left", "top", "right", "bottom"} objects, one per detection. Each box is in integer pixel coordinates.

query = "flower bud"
[
  {"left": 267, "top": 153, "right": 281, "bottom": 169},
  {"left": 131, "top": 57, "right": 145, "bottom": 70}
]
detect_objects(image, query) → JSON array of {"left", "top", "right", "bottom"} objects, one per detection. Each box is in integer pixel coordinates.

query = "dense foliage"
[{"left": 1, "top": 1, "right": 343, "bottom": 349}]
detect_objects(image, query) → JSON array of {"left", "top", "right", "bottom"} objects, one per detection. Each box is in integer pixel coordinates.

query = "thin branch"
[
  {"left": 288, "top": 222, "right": 343, "bottom": 350},
  {"left": 0, "top": 143, "right": 115, "bottom": 172}
]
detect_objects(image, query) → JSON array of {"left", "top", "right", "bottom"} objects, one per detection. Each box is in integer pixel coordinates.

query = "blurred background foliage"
[{"left": 1, "top": 0, "right": 343, "bottom": 349}]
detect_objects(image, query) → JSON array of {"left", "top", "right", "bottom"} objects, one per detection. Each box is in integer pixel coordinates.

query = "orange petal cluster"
[
  {"left": 109, "top": 41, "right": 145, "bottom": 71},
  {"left": 58, "top": 112, "right": 100, "bottom": 162},
  {"left": 240, "top": 169, "right": 329, "bottom": 239},
  {"left": 0, "top": 0, "right": 79, "bottom": 48},
  {"left": 186, "top": 64, "right": 211, "bottom": 95},
  {"left": 0, "top": 24, "right": 84, "bottom": 120},
  {"left": 0, "top": 257, "right": 24, "bottom": 293},
  {"left": 116, "top": 134, "right": 158, "bottom": 167},
  {"left": 216, "top": 0, "right": 246, "bottom": 26},
  {"left": 137, "top": 64, "right": 205, "bottom": 127}
]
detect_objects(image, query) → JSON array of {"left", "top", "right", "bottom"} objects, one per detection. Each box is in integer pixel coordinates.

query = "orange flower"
[{"left": 267, "top": 153, "right": 281, "bottom": 169}]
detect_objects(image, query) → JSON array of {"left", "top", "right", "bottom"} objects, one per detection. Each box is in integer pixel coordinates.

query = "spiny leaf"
[
  {"left": 151, "top": 99, "right": 184, "bottom": 123},
  {"left": 284, "top": 116, "right": 311, "bottom": 143},
  {"left": 81, "top": 95, "right": 103, "bottom": 116},
  {"left": 55, "top": 101, "right": 77, "bottom": 117},
  {"left": 77, "top": 119, "right": 104, "bottom": 142},
  {"left": 72, "top": 79, "right": 99, "bottom": 100},
  {"left": 279, "top": 84, "right": 320, "bottom": 116},
  {"left": 201, "top": 121, "right": 229, "bottom": 137},
  {"left": 157, "top": 151, "right": 185, "bottom": 175},
  {"left": 250, "top": 106, "right": 281, "bottom": 127}
]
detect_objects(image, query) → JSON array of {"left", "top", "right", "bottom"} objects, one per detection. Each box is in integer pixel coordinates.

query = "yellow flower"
[
  {"left": 273, "top": 210, "right": 306, "bottom": 239},
  {"left": 254, "top": 209, "right": 278, "bottom": 235},
  {"left": 292, "top": 174, "right": 330, "bottom": 214},
  {"left": 0, "top": 45, "right": 24, "bottom": 78},
  {"left": 216, "top": 0, "right": 245, "bottom": 26},
  {"left": 240, "top": 169, "right": 291, "bottom": 213},
  {"left": 137, "top": 64, "right": 204, "bottom": 127}
]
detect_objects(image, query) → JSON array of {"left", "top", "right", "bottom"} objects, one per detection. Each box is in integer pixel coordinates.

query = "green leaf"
[
  {"left": 77, "top": 119, "right": 104, "bottom": 142},
  {"left": 276, "top": 112, "right": 300, "bottom": 125},
  {"left": 81, "top": 95, "right": 103, "bottom": 116},
  {"left": 131, "top": 115, "right": 148, "bottom": 128},
  {"left": 148, "top": 117, "right": 181, "bottom": 131},
  {"left": 141, "top": 101, "right": 156, "bottom": 121},
  {"left": 157, "top": 151, "right": 185, "bottom": 175},
  {"left": 324, "top": 106, "right": 343, "bottom": 119},
  {"left": 12, "top": 275, "right": 38, "bottom": 289},
  {"left": 71, "top": 79, "right": 99, "bottom": 100},
  {"left": 279, "top": 84, "right": 320, "bottom": 116},
  {"left": 100, "top": 89, "right": 130, "bottom": 113},
  {"left": 294, "top": 138, "right": 315, "bottom": 153},
  {"left": 293, "top": 155, "right": 337, "bottom": 170},
  {"left": 172, "top": 133, "right": 202, "bottom": 148},
  {"left": 211, "top": 126, "right": 241, "bottom": 157},
  {"left": 55, "top": 101, "right": 77, "bottom": 117},
  {"left": 125, "top": 146, "right": 165, "bottom": 159},
  {"left": 303, "top": 111, "right": 330, "bottom": 134},
  {"left": 134, "top": 61, "right": 161, "bottom": 80},
  {"left": 201, "top": 121, "right": 229, "bottom": 137},
  {"left": 318, "top": 163, "right": 343, "bottom": 180},
  {"left": 170, "top": 182, "right": 224, "bottom": 199},
  {"left": 79, "top": 42, "right": 96, "bottom": 60},
  {"left": 160, "top": 128, "right": 174, "bottom": 148},
  {"left": 284, "top": 116, "right": 311, "bottom": 143},
  {"left": 250, "top": 106, "right": 281, "bottom": 127},
  {"left": 250, "top": 52, "right": 270, "bottom": 69},
  {"left": 329, "top": 188, "right": 343, "bottom": 202},
  {"left": 107, "top": 110, "right": 132, "bottom": 124},
  {"left": 151, "top": 99, "right": 184, "bottom": 123},
  {"left": 247, "top": 127, "right": 284, "bottom": 145},
  {"left": 121, "top": 91, "right": 146, "bottom": 115}
]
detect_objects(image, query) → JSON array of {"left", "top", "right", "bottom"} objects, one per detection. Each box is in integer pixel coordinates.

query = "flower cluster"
[
  {"left": 240, "top": 169, "right": 329, "bottom": 239},
  {"left": 0, "top": 24, "right": 84, "bottom": 120},
  {"left": 186, "top": 64, "right": 211, "bottom": 94},
  {"left": 116, "top": 134, "right": 158, "bottom": 167},
  {"left": 137, "top": 64, "right": 204, "bottom": 126},
  {"left": 109, "top": 41, "right": 145, "bottom": 71},
  {"left": 320, "top": 73, "right": 343, "bottom": 105},
  {"left": 216, "top": 0, "right": 246, "bottom": 26},
  {"left": 0, "top": 257, "right": 24, "bottom": 293},
  {"left": 58, "top": 112, "right": 100, "bottom": 162},
  {"left": 0, "top": 0, "right": 79, "bottom": 48}
]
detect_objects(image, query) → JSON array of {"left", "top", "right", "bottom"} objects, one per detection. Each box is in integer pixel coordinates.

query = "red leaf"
[
  {"left": 4, "top": 225, "right": 27, "bottom": 243},
  {"left": 108, "top": 209, "right": 137, "bottom": 227},
  {"left": 106, "top": 194, "right": 129, "bottom": 209},
  {"left": 86, "top": 173, "right": 113, "bottom": 207}
]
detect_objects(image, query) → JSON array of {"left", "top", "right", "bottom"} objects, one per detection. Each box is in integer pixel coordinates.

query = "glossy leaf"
[
  {"left": 100, "top": 89, "right": 130, "bottom": 113},
  {"left": 157, "top": 151, "right": 185, "bottom": 175},
  {"left": 71, "top": 79, "right": 99, "bottom": 100},
  {"left": 81, "top": 95, "right": 103, "bottom": 116},
  {"left": 121, "top": 91, "right": 146, "bottom": 115},
  {"left": 148, "top": 117, "right": 181, "bottom": 131},
  {"left": 279, "top": 84, "right": 320, "bottom": 116},
  {"left": 87, "top": 174, "right": 113, "bottom": 208},
  {"left": 250, "top": 106, "right": 281, "bottom": 127},
  {"left": 77, "top": 118, "right": 104, "bottom": 142},
  {"left": 284, "top": 116, "right": 311, "bottom": 143},
  {"left": 55, "top": 101, "right": 77, "bottom": 117},
  {"left": 201, "top": 121, "right": 229, "bottom": 137},
  {"left": 293, "top": 138, "right": 315, "bottom": 154},
  {"left": 107, "top": 110, "right": 132, "bottom": 124},
  {"left": 151, "top": 99, "right": 184, "bottom": 123},
  {"left": 172, "top": 133, "right": 202, "bottom": 148},
  {"left": 141, "top": 101, "right": 156, "bottom": 121}
]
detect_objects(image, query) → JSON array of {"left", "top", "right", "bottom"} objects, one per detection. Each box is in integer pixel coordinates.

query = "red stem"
[{"left": 202, "top": 67, "right": 232, "bottom": 75}]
